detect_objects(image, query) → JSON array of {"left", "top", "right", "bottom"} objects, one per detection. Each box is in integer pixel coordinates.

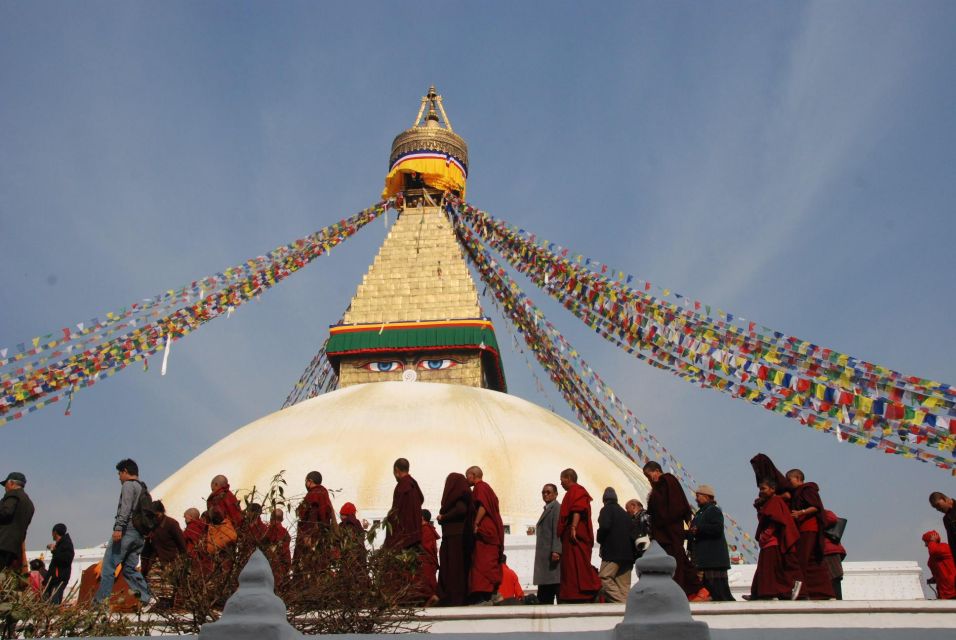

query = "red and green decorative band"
[{"left": 326, "top": 319, "right": 505, "bottom": 390}]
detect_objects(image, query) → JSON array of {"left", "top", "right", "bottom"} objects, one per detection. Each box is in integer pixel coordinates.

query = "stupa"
[{"left": 152, "top": 87, "right": 651, "bottom": 582}]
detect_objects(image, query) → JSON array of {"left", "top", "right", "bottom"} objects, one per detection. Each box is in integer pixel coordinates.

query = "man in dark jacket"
[
  {"left": 0, "top": 472, "right": 34, "bottom": 570},
  {"left": 44, "top": 523, "right": 74, "bottom": 604},
  {"left": 596, "top": 487, "right": 633, "bottom": 603},
  {"left": 688, "top": 484, "right": 733, "bottom": 601}
]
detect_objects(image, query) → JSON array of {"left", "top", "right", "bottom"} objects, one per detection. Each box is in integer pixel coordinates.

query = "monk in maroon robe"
[
  {"left": 338, "top": 502, "right": 365, "bottom": 538},
  {"left": 419, "top": 509, "right": 440, "bottom": 605},
  {"left": 466, "top": 466, "right": 504, "bottom": 602},
  {"left": 182, "top": 508, "right": 212, "bottom": 572},
  {"left": 437, "top": 472, "right": 474, "bottom": 606},
  {"left": 750, "top": 454, "right": 792, "bottom": 496},
  {"left": 264, "top": 508, "right": 292, "bottom": 587},
  {"left": 384, "top": 458, "right": 424, "bottom": 550},
  {"left": 337, "top": 502, "right": 369, "bottom": 583},
  {"left": 786, "top": 469, "right": 835, "bottom": 600},
  {"left": 242, "top": 503, "right": 269, "bottom": 547},
  {"left": 182, "top": 509, "right": 206, "bottom": 550},
  {"left": 557, "top": 468, "right": 601, "bottom": 602},
  {"left": 643, "top": 461, "right": 704, "bottom": 597},
  {"left": 207, "top": 475, "right": 244, "bottom": 529},
  {"left": 294, "top": 470, "right": 336, "bottom": 570},
  {"left": 750, "top": 479, "right": 800, "bottom": 599}
]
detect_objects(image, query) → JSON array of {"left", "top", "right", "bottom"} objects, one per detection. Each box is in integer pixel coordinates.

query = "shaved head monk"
[
  {"left": 293, "top": 470, "right": 336, "bottom": 574},
  {"left": 182, "top": 508, "right": 206, "bottom": 555},
  {"left": 265, "top": 508, "right": 291, "bottom": 588},
  {"left": 385, "top": 458, "right": 424, "bottom": 551},
  {"left": 465, "top": 466, "right": 504, "bottom": 604},
  {"left": 929, "top": 492, "right": 956, "bottom": 561},
  {"left": 207, "top": 475, "right": 243, "bottom": 529},
  {"left": 557, "top": 468, "right": 601, "bottom": 602},
  {"left": 786, "top": 469, "right": 835, "bottom": 600},
  {"left": 643, "top": 461, "right": 706, "bottom": 600}
]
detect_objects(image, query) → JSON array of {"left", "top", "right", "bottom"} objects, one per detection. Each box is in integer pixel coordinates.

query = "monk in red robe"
[
  {"left": 750, "top": 454, "right": 792, "bottom": 495},
  {"left": 264, "top": 508, "right": 292, "bottom": 587},
  {"left": 294, "top": 470, "right": 336, "bottom": 571},
  {"left": 750, "top": 478, "right": 800, "bottom": 600},
  {"left": 420, "top": 509, "right": 440, "bottom": 606},
  {"left": 384, "top": 458, "right": 424, "bottom": 550},
  {"left": 436, "top": 472, "right": 474, "bottom": 606},
  {"left": 557, "top": 468, "right": 601, "bottom": 602},
  {"left": 643, "top": 461, "right": 705, "bottom": 598},
  {"left": 786, "top": 469, "right": 835, "bottom": 600},
  {"left": 207, "top": 475, "right": 244, "bottom": 529},
  {"left": 183, "top": 508, "right": 209, "bottom": 557},
  {"left": 466, "top": 466, "right": 504, "bottom": 603},
  {"left": 243, "top": 503, "right": 269, "bottom": 546},
  {"left": 338, "top": 502, "right": 365, "bottom": 538}
]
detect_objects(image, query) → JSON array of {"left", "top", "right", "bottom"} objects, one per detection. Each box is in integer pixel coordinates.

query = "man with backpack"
[{"left": 94, "top": 458, "right": 153, "bottom": 607}]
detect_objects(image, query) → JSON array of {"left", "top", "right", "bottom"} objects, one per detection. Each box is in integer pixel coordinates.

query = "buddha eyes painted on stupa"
[
  {"left": 362, "top": 361, "right": 403, "bottom": 373},
  {"left": 420, "top": 358, "right": 457, "bottom": 370},
  {"left": 359, "top": 358, "right": 460, "bottom": 373}
]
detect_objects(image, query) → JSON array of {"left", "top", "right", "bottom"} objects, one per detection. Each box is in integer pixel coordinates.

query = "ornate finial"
[
  {"left": 384, "top": 86, "right": 469, "bottom": 199},
  {"left": 199, "top": 550, "right": 302, "bottom": 640},
  {"left": 613, "top": 542, "right": 711, "bottom": 640},
  {"left": 412, "top": 85, "right": 454, "bottom": 131}
]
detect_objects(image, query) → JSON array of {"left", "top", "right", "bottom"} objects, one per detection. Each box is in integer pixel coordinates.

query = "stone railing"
[{"left": 70, "top": 542, "right": 955, "bottom": 640}]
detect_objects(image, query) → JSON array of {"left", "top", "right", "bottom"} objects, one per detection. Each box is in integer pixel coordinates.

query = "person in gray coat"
[
  {"left": 534, "top": 483, "right": 563, "bottom": 604},
  {"left": 94, "top": 459, "right": 152, "bottom": 607}
]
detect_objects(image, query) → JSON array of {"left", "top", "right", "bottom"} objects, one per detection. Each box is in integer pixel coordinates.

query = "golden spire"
[{"left": 332, "top": 87, "right": 505, "bottom": 391}]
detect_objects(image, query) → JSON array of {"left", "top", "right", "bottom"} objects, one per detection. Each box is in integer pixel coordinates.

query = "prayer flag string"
[
  {"left": 0, "top": 201, "right": 391, "bottom": 426},
  {"left": 457, "top": 206, "right": 955, "bottom": 407},
  {"left": 450, "top": 207, "right": 759, "bottom": 561},
  {"left": 446, "top": 199, "right": 955, "bottom": 474},
  {"left": 282, "top": 336, "right": 338, "bottom": 409},
  {"left": 0, "top": 212, "right": 376, "bottom": 375},
  {"left": 447, "top": 199, "right": 954, "bottom": 409}
]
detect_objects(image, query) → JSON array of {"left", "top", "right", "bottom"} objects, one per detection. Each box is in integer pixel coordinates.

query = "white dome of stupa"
[{"left": 153, "top": 381, "right": 650, "bottom": 534}]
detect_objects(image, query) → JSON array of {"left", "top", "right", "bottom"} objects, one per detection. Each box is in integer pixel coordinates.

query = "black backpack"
[{"left": 131, "top": 481, "right": 159, "bottom": 535}]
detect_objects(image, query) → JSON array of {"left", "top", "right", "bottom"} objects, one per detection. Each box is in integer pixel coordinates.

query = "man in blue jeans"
[{"left": 95, "top": 458, "right": 152, "bottom": 607}]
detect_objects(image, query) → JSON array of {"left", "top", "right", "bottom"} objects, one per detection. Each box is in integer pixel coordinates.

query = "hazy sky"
[{"left": 2, "top": 2, "right": 954, "bottom": 585}]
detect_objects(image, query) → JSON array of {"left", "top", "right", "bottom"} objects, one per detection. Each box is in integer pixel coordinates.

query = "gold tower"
[{"left": 326, "top": 87, "right": 505, "bottom": 391}]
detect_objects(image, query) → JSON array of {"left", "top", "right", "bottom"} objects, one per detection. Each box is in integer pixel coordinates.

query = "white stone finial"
[
  {"left": 613, "top": 541, "right": 711, "bottom": 640},
  {"left": 199, "top": 549, "right": 302, "bottom": 640}
]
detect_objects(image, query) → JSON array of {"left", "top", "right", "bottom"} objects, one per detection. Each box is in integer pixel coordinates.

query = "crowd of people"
[{"left": 1, "top": 454, "right": 955, "bottom": 608}]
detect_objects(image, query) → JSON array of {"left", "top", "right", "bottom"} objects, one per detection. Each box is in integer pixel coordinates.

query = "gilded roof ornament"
[{"left": 388, "top": 85, "right": 468, "bottom": 174}]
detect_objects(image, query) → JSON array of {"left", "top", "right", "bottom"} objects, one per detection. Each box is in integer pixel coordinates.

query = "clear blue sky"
[{"left": 2, "top": 2, "right": 954, "bottom": 583}]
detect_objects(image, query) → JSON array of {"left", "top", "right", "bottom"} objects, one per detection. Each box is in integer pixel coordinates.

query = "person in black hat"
[{"left": 0, "top": 472, "right": 35, "bottom": 570}]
